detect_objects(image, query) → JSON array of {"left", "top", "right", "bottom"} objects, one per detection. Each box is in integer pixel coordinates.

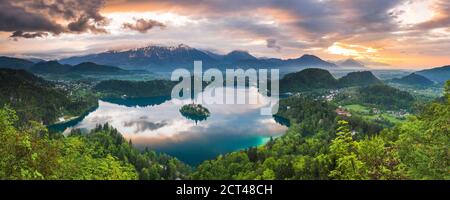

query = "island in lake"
[{"left": 180, "top": 103, "right": 211, "bottom": 122}]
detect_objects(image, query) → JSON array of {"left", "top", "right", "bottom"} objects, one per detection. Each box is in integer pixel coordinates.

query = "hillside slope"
[
  {"left": 416, "top": 65, "right": 450, "bottom": 83},
  {"left": 391, "top": 73, "right": 435, "bottom": 86},
  {"left": 0, "top": 69, "right": 97, "bottom": 124},
  {"left": 280, "top": 68, "right": 338, "bottom": 92},
  {"left": 338, "top": 71, "right": 382, "bottom": 87}
]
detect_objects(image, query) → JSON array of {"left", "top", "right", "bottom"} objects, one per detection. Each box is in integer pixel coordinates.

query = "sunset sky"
[{"left": 1, "top": 0, "right": 449, "bottom": 69}]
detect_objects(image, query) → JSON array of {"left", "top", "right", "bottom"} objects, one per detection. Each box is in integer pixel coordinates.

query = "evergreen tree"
[{"left": 329, "top": 120, "right": 368, "bottom": 180}]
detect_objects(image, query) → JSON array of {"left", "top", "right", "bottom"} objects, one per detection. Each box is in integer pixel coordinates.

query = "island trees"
[{"left": 180, "top": 103, "right": 210, "bottom": 122}]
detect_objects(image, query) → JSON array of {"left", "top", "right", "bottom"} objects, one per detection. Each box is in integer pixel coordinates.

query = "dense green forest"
[
  {"left": 390, "top": 73, "right": 435, "bottom": 86},
  {"left": 358, "top": 85, "right": 415, "bottom": 110},
  {"left": 0, "top": 107, "right": 190, "bottom": 180},
  {"left": 334, "top": 84, "right": 416, "bottom": 110}
]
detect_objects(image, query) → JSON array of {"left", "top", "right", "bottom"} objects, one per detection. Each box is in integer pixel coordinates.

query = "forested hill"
[
  {"left": 390, "top": 73, "right": 435, "bottom": 86},
  {"left": 416, "top": 65, "right": 450, "bottom": 83},
  {"left": 280, "top": 69, "right": 383, "bottom": 92},
  {"left": 0, "top": 56, "right": 34, "bottom": 70},
  {"left": 68, "top": 62, "right": 129, "bottom": 74},
  {"left": 29, "top": 61, "right": 72, "bottom": 74},
  {"left": 0, "top": 69, "right": 97, "bottom": 124},
  {"left": 280, "top": 68, "right": 338, "bottom": 92},
  {"left": 0, "top": 56, "right": 145, "bottom": 76},
  {"left": 30, "top": 61, "right": 132, "bottom": 75},
  {"left": 338, "top": 71, "right": 382, "bottom": 87}
]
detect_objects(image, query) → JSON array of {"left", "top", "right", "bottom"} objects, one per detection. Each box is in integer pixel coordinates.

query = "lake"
[{"left": 52, "top": 87, "right": 289, "bottom": 165}]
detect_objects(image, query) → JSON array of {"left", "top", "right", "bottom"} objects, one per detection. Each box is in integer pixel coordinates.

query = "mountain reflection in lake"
[{"left": 61, "top": 87, "right": 288, "bottom": 165}]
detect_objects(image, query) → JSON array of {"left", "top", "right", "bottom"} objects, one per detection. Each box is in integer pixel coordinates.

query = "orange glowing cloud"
[{"left": 1, "top": 0, "right": 449, "bottom": 69}]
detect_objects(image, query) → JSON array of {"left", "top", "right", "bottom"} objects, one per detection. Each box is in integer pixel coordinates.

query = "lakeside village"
[{"left": 285, "top": 89, "right": 410, "bottom": 122}]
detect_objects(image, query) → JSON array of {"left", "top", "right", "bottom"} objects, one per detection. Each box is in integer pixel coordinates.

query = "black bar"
[{"left": 0, "top": 181, "right": 447, "bottom": 199}]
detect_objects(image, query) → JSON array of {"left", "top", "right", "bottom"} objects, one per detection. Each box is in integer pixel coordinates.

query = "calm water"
[{"left": 52, "top": 87, "right": 288, "bottom": 165}]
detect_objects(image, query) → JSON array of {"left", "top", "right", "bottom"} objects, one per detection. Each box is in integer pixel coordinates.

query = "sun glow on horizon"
[
  {"left": 326, "top": 42, "right": 379, "bottom": 58},
  {"left": 0, "top": 0, "right": 449, "bottom": 69}
]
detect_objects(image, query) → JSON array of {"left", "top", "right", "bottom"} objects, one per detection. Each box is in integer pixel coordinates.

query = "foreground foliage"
[{"left": 0, "top": 107, "right": 190, "bottom": 180}]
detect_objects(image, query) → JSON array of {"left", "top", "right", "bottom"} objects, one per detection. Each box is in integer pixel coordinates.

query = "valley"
[{"left": 0, "top": 46, "right": 449, "bottom": 180}]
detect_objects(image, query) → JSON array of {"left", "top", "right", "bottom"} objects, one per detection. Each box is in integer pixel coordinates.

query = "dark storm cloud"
[
  {"left": 0, "top": 1, "right": 65, "bottom": 34},
  {"left": 10, "top": 31, "right": 48, "bottom": 39},
  {"left": 122, "top": 18, "right": 166, "bottom": 33},
  {"left": 0, "top": 0, "right": 109, "bottom": 38},
  {"left": 266, "top": 38, "right": 281, "bottom": 52},
  {"left": 68, "top": 15, "right": 108, "bottom": 34}
]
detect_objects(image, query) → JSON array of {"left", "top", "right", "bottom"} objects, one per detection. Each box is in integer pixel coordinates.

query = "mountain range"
[
  {"left": 1, "top": 44, "right": 449, "bottom": 84},
  {"left": 416, "top": 65, "right": 450, "bottom": 83},
  {"left": 0, "top": 58, "right": 143, "bottom": 75},
  {"left": 59, "top": 44, "right": 337, "bottom": 71},
  {"left": 390, "top": 73, "right": 435, "bottom": 86},
  {"left": 336, "top": 58, "right": 367, "bottom": 69},
  {"left": 0, "top": 56, "right": 35, "bottom": 69}
]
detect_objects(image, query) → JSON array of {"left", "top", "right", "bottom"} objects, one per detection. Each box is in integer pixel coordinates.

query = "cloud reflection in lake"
[{"left": 63, "top": 87, "right": 288, "bottom": 165}]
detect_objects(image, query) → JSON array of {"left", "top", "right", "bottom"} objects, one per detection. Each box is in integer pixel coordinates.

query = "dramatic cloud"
[
  {"left": 0, "top": 0, "right": 109, "bottom": 38},
  {"left": 0, "top": 1, "right": 65, "bottom": 35},
  {"left": 10, "top": 31, "right": 48, "bottom": 39},
  {"left": 1, "top": 0, "right": 450, "bottom": 68},
  {"left": 266, "top": 38, "right": 281, "bottom": 52},
  {"left": 107, "top": 0, "right": 404, "bottom": 42},
  {"left": 68, "top": 15, "right": 108, "bottom": 34},
  {"left": 122, "top": 18, "right": 166, "bottom": 33}
]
